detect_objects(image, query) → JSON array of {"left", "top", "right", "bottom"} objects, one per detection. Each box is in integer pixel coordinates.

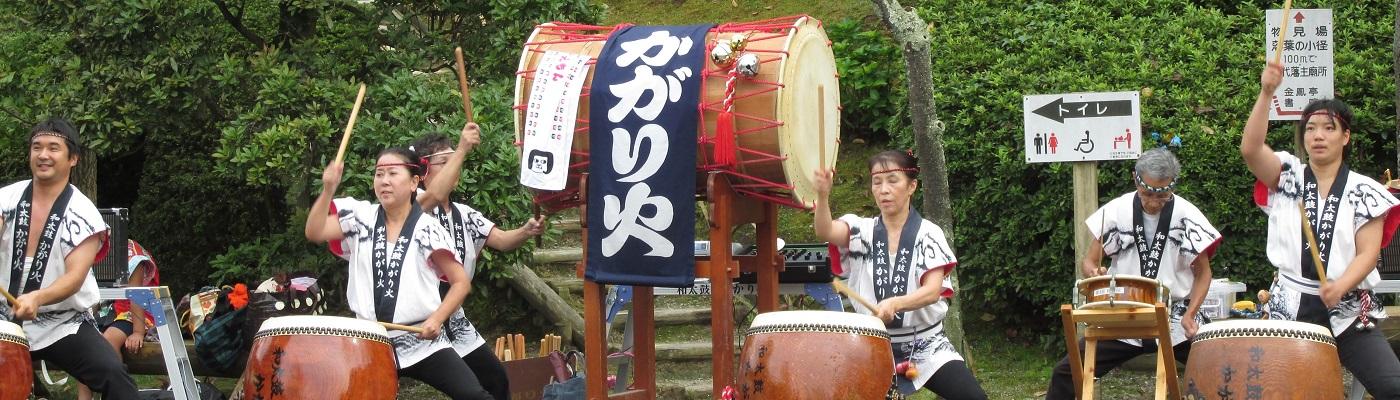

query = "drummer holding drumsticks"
[
  {"left": 305, "top": 147, "right": 493, "bottom": 400},
  {"left": 1241, "top": 61, "right": 1400, "bottom": 397},
  {"left": 813, "top": 150, "right": 987, "bottom": 399},
  {"left": 1044, "top": 148, "right": 1222, "bottom": 400}
]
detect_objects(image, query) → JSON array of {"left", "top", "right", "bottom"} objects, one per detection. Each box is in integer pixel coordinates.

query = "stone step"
[
  {"left": 546, "top": 277, "right": 584, "bottom": 297},
  {"left": 553, "top": 217, "right": 581, "bottom": 233},
  {"left": 533, "top": 247, "right": 583, "bottom": 264},
  {"left": 657, "top": 341, "right": 739, "bottom": 362},
  {"left": 615, "top": 307, "right": 712, "bottom": 326}
]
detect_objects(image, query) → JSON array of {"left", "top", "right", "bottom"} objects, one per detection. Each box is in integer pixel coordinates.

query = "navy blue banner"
[{"left": 586, "top": 24, "right": 711, "bottom": 287}]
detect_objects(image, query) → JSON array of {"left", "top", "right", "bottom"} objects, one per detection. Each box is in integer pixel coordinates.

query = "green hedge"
[{"left": 896, "top": 0, "right": 1399, "bottom": 341}]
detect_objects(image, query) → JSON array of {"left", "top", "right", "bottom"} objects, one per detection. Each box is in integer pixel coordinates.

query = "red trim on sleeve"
[
  {"left": 1201, "top": 237, "right": 1223, "bottom": 259},
  {"left": 327, "top": 201, "right": 344, "bottom": 257},
  {"left": 1381, "top": 204, "right": 1400, "bottom": 249},
  {"left": 1253, "top": 180, "right": 1270, "bottom": 208},
  {"left": 827, "top": 243, "right": 843, "bottom": 276},
  {"left": 919, "top": 262, "right": 957, "bottom": 298},
  {"left": 91, "top": 230, "right": 111, "bottom": 265}
]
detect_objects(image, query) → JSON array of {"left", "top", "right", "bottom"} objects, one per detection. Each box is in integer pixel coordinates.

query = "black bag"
[{"left": 193, "top": 305, "right": 247, "bottom": 374}]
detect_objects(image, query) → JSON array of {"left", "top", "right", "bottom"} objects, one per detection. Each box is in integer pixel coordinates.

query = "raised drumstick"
[
  {"left": 831, "top": 279, "right": 880, "bottom": 313},
  {"left": 454, "top": 47, "right": 474, "bottom": 122},
  {"left": 334, "top": 83, "right": 368, "bottom": 166},
  {"left": 1273, "top": 0, "right": 1294, "bottom": 64}
]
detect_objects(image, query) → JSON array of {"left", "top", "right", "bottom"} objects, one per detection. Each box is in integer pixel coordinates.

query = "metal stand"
[
  {"left": 580, "top": 174, "right": 784, "bottom": 398},
  {"left": 100, "top": 286, "right": 198, "bottom": 400},
  {"left": 1060, "top": 303, "right": 1179, "bottom": 400}
]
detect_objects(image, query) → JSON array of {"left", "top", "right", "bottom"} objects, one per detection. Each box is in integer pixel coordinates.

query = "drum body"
[
  {"left": 242, "top": 316, "right": 397, "bottom": 399},
  {"left": 737, "top": 311, "right": 893, "bottom": 400},
  {"left": 1076, "top": 275, "right": 1161, "bottom": 309},
  {"left": 514, "top": 16, "right": 840, "bottom": 211},
  {"left": 0, "top": 321, "right": 30, "bottom": 400},
  {"left": 1183, "top": 320, "right": 1342, "bottom": 399}
]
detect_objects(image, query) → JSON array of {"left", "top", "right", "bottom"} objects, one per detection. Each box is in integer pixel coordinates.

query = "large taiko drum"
[
  {"left": 737, "top": 311, "right": 894, "bottom": 399},
  {"left": 1075, "top": 275, "right": 1162, "bottom": 309},
  {"left": 0, "top": 321, "right": 31, "bottom": 400},
  {"left": 514, "top": 16, "right": 840, "bottom": 211},
  {"left": 1183, "top": 320, "right": 1343, "bottom": 399},
  {"left": 242, "top": 316, "right": 397, "bottom": 399}
]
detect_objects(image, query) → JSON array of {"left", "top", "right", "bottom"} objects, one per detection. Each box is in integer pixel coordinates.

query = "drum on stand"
[
  {"left": 737, "top": 310, "right": 894, "bottom": 399},
  {"left": 1074, "top": 275, "right": 1164, "bottom": 310},
  {"left": 0, "top": 320, "right": 31, "bottom": 400},
  {"left": 242, "top": 316, "right": 398, "bottom": 399},
  {"left": 514, "top": 16, "right": 840, "bottom": 211},
  {"left": 1183, "top": 319, "right": 1343, "bottom": 399}
]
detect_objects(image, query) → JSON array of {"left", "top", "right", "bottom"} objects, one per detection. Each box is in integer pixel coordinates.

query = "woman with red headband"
[
  {"left": 1242, "top": 61, "right": 1400, "bottom": 396},
  {"left": 812, "top": 150, "right": 987, "bottom": 399},
  {"left": 305, "top": 149, "right": 490, "bottom": 400}
]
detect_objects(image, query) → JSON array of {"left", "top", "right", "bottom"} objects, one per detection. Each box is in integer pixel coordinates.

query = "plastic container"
[{"left": 1200, "top": 279, "right": 1247, "bottom": 319}]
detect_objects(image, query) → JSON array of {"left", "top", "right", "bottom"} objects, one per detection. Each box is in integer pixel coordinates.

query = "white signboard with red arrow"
[
  {"left": 1266, "top": 8, "right": 1334, "bottom": 121},
  {"left": 1023, "top": 91, "right": 1141, "bottom": 163}
]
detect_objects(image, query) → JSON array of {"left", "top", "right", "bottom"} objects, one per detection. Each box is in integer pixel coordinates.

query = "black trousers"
[
  {"left": 400, "top": 348, "right": 494, "bottom": 400},
  {"left": 1045, "top": 338, "right": 1192, "bottom": 400},
  {"left": 29, "top": 322, "right": 138, "bottom": 400},
  {"left": 461, "top": 344, "right": 510, "bottom": 400},
  {"left": 923, "top": 360, "right": 987, "bottom": 400}
]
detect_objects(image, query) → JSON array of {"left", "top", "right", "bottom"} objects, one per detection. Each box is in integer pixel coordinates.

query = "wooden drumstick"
[
  {"left": 1298, "top": 202, "right": 1329, "bottom": 285},
  {"left": 334, "top": 83, "right": 368, "bottom": 166},
  {"left": 495, "top": 337, "right": 505, "bottom": 359},
  {"left": 0, "top": 286, "right": 17, "bottom": 307},
  {"left": 454, "top": 47, "right": 474, "bottom": 122},
  {"left": 378, "top": 321, "right": 426, "bottom": 334},
  {"left": 1273, "top": 0, "right": 1293, "bottom": 64},
  {"left": 515, "top": 333, "right": 526, "bottom": 360},
  {"left": 534, "top": 203, "right": 543, "bottom": 247},
  {"left": 831, "top": 279, "right": 879, "bottom": 313}
]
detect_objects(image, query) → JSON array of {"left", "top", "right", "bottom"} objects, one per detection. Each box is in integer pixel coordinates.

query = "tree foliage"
[{"left": 0, "top": 0, "right": 602, "bottom": 303}]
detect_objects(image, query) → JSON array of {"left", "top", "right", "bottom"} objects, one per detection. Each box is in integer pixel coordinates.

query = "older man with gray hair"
[{"left": 1044, "top": 147, "right": 1223, "bottom": 400}]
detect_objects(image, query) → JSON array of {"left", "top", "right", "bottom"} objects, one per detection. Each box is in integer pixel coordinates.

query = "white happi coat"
[
  {"left": 1257, "top": 152, "right": 1400, "bottom": 334},
  {"left": 331, "top": 197, "right": 464, "bottom": 368},
  {"left": 835, "top": 214, "right": 960, "bottom": 391},
  {"left": 0, "top": 181, "right": 108, "bottom": 350},
  {"left": 1086, "top": 192, "right": 1222, "bottom": 346},
  {"left": 424, "top": 199, "right": 495, "bottom": 357}
]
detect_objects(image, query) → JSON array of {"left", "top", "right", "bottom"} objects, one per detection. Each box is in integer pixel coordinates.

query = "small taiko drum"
[
  {"left": 242, "top": 316, "right": 397, "bottom": 399},
  {"left": 1075, "top": 275, "right": 1162, "bottom": 309},
  {"left": 0, "top": 321, "right": 31, "bottom": 400},
  {"left": 1183, "top": 320, "right": 1342, "bottom": 399},
  {"left": 514, "top": 16, "right": 840, "bottom": 211},
  {"left": 737, "top": 311, "right": 894, "bottom": 400}
]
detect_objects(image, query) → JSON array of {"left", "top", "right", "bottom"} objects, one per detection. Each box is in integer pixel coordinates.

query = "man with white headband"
[{"left": 1045, "top": 147, "right": 1222, "bottom": 399}]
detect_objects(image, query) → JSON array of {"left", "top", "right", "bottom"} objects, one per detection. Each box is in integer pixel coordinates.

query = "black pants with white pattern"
[{"left": 30, "top": 322, "right": 139, "bottom": 400}]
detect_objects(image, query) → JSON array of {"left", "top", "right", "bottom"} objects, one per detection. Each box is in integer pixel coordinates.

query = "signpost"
[
  {"left": 1024, "top": 91, "right": 1142, "bottom": 280},
  {"left": 1265, "top": 8, "right": 1334, "bottom": 121}
]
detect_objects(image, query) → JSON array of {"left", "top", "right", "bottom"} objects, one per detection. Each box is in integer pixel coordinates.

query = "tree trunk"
[
  {"left": 501, "top": 262, "right": 587, "bottom": 349},
  {"left": 73, "top": 151, "right": 97, "bottom": 203},
  {"left": 870, "top": 0, "right": 970, "bottom": 359}
]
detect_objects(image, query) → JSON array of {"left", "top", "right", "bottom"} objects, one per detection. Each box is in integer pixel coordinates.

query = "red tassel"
[{"left": 715, "top": 110, "right": 736, "bottom": 167}]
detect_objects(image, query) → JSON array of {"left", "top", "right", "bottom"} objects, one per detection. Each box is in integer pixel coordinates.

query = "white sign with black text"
[
  {"left": 1023, "top": 91, "right": 1141, "bottom": 163},
  {"left": 1265, "top": 8, "right": 1334, "bottom": 121}
]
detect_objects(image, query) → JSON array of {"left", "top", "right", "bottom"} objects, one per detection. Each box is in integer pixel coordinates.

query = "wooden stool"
[{"left": 1060, "top": 303, "right": 1179, "bottom": 400}]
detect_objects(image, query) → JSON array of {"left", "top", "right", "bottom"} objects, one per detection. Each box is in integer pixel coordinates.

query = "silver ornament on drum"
[
  {"left": 711, "top": 41, "right": 737, "bottom": 69},
  {"left": 729, "top": 32, "right": 750, "bottom": 53},
  {"left": 736, "top": 53, "right": 761, "bottom": 77}
]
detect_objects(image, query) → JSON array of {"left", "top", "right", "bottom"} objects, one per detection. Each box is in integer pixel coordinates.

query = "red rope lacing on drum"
[{"left": 517, "top": 16, "right": 824, "bottom": 212}]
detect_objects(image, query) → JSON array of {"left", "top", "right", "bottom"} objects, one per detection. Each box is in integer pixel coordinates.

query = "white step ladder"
[{"left": 99, "top": 286, "right": 200, "bottom": 400}]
